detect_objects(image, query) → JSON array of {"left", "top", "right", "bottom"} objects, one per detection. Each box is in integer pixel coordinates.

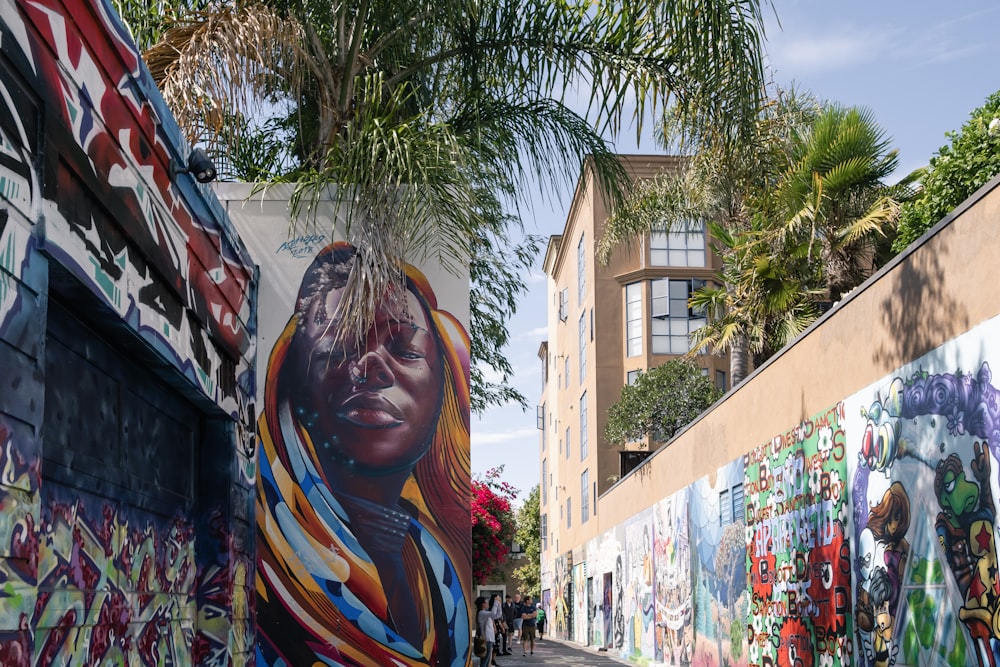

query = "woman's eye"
[{"left": 388, "top": 327, "right": 426, "bottom": 359}]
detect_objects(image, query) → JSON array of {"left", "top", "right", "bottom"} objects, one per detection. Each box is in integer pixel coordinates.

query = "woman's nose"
[{"left": 350, "top": 349, "right": 395, "bottom": 389}]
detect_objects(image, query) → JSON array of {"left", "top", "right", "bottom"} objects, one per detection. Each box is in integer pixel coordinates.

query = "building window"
[
  {"left": 580, "top": 392, "right": 588, "bottom": 460},
  {"left": 625, "top": 282, "right": 642, "bottom": 357},
  {"left": 577, "top": 234, "right": 586, "bottom": 305},
  {"left": 627, "top": 369, "right": 641, "bottom": 385},
  {"left": 567, "top": 497, "right": 572, "bottom": 528},
  {"left": 593, "top": 481, "right": 598, "bottom": 515},
  {"left": 581, "top": 469, "right": 590, "bottom": 523},
  {"left": 716, "top": 370, "right": 727, "bottom": 392},
  {"left": 541, "top": 459, "right": 547, "bottom": 504},
  {"left": 578, "top": 313, "right": 587, "bottom": 382},
  {"left": 559, "top": 287, "right": 569, "bottom": 321},
  {"left": 536, "top": 404, "right": 545, "bottom": 430},
  {"left": 541, "top": 514, "right": 548, "bottom": 551},
  {"left": 620, "top": 450, "right": 651, "bottom": 478},
  {"left": 650, "top": 278, "right": 707, "bottom": 354},
  {"left": 650, "top": 223, "right": 706, "bottom": 267},
  {"left": 720, "top": 482, "right": 745, "bottom": 525},
  {"left": 564, "top": 356, "right": 570, "bottom": 388},
  {"left": 565, "top": 426, "right": 570, "bottom": 460},
  {"left": 590, "top": 308, "right": 594, "bottom": 341}
]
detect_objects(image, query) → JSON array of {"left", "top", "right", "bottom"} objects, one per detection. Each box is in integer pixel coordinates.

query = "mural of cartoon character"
[
  {"left": 856, "top": 482, "right": 911, "bottom": 667},
  {"left": 859, "top": 379, "right": 909, "bottom": 474},
  {"left": 603, "top": 572, "right": 613, "bottom": 648},
  {"left": 935, "top": 444, "right": 1000, "bottom": 667},
  {"left": 614, "top": 554, "right": 625, "bottom": 649},
  {"left": 255, "top": 243, "right": 472, "bottom": 666}
]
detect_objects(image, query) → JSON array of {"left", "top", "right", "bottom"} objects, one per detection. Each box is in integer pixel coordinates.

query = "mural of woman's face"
[{"left": 291, "top": 283, "right": 444, "bottom": 475}]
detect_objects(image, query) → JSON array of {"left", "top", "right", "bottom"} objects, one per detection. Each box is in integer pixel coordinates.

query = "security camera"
[{"left": 170, "top": 148, "right": 218, "bottom": 183}]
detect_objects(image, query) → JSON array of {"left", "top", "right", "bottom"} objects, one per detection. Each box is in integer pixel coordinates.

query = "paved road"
[{"left": 487, "top": 637, "right": 627, "bottom": 666}]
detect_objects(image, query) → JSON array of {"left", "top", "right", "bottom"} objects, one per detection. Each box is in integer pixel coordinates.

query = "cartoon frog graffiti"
[{"left": 935, "top": 443, "right": 1000, "bottom": 667}]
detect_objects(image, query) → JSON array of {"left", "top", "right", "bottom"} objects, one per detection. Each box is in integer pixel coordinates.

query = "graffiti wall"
[
  {"left": 579, "top": 461, "right": 746, "bottom": 667},
  {"left": 550, "top": 551, "right": 573, "bottom": 641},
  {"left": 572, "top": 293, "right": 1000, "bottom": 667},
  {"left": 745, "top": 406, "right": 852, "bottom": 667},
  {"left": 0, "top": 1, "right": 256, "bottom": 665},
  {"left": 844, "top": 314, "right": 1000, "bottom": 667},
  {"left": 690, "top": 458, "right": 747, "bottom": 667},
  {"left": 216, "top": 186, "right": 472, "bottom": 667},
  {"left": 653, "top": 488, "right": 692, "bottom": 665}
]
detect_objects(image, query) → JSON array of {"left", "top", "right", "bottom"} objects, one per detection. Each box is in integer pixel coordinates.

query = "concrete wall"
[
  {"left": 0, "top": 2, "right": 256, "bottom": 664},
  {"left": 541, "top": 174, "right": 1000, "bottom": 667}
]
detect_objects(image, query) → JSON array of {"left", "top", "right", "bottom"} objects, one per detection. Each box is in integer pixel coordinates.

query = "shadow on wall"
[{"left": 874, "top": 234, "right": 968, "bottom": 371}]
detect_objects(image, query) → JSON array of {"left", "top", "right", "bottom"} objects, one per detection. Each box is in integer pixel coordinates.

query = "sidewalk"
[{"left": 487, "top": 636, "right": 628, "bottom": 666}]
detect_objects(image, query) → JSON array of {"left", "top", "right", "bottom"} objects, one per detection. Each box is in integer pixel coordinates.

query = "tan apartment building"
[{"left": 537, "top": 154, "right": 729, "bottom": 608}]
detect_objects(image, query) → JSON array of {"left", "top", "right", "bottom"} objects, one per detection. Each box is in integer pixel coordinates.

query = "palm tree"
[
  {"left": 598, "top": 88, "right": 818, "bottom": 385},
  {"left": 775, "top": 105, "right": 913, "bottom": 303},
  {"left": 117, "top": 0, "right": 769, "bottom": 345},
  {"left": 599, "top": 93, "right": 909, "bottom": 386},
  {"left": 687, "top": 218, "right": 822, "bottom": 379}
]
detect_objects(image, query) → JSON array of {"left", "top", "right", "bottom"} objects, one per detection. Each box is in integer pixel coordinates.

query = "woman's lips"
[{"left": 337, "top": 392, "right": 404, "bottom": 428}]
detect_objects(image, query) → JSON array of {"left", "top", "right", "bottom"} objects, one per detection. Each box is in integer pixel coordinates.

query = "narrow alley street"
[{"left": 489, "top": 638, "right": 627, "bottom": 666}]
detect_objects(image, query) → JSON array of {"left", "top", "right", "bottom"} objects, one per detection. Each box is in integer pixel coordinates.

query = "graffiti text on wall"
[{"left": 745, "top": 404, "right": 852, "bottom": 667}]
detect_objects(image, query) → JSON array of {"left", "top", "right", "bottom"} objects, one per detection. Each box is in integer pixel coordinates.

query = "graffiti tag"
[{"left": 276, "top": 235, "right": 326, "bottom": 258}]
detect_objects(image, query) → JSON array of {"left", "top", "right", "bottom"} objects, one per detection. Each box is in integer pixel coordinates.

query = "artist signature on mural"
[{"left": 276, "top": 235, "right": 326, "bottom": 258}]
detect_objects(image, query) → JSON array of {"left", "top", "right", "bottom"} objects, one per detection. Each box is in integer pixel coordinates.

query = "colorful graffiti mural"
[
  {"left": 250, "top": 241, "right": 472, "bottom": 666},
  {"left": 0, "top": 1, "right": 256, "bottom": 665},
  {"left": 555, "top": 310, "right": 1000, "bottom": 667},
  {"left": 846, "top": 324, "right": 1000, "bottom": 667},
  {"left": 653, "top": 489, "right": 692, "bottom": 665},
  {"left": 745, "top": 406, "right": 852, "bottom": 667},
  {"left": 550, "top": 551, "right": 572, "bottom": 641},
  {"left": 690, "top": 459, "right": 748, "bottom": 667}
]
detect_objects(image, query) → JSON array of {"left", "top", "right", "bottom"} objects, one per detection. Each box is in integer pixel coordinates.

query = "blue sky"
[{"left": 471, "top": 0, "right": 1000, "bottom": 502}]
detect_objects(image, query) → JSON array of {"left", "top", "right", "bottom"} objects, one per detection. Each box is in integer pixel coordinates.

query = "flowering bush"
[{"left": 471, "top": 466, "right": 518, "bottom": 584}]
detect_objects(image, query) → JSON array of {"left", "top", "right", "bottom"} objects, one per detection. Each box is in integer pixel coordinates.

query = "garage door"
[{"left": 35, "top": 298, "right": 201, "bottom": 665}]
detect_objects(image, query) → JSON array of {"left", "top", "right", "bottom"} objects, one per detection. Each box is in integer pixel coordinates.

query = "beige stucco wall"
[{"left": 597, "top": 176, "right": 1000, "bottom": 528}]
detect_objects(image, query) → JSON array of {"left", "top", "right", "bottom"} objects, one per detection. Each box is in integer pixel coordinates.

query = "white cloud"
[
  {"left": 515, "top": 325, "right": 548, "bottom": 341},
  {"left": 472, "top": 427, "right": 539, "bottom": 447},
  {"left": 767, "top": 31, "right": 885, "bottom": 76},
  {"left": 526, "top": 271, "right": 548, "bottom": 285}
]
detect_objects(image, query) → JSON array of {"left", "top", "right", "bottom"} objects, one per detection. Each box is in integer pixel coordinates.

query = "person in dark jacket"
[{"left": 499, "top": 595, "right": 516, "bottom": 655}]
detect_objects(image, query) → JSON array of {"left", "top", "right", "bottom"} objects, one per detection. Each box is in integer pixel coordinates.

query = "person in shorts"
[
  {"left": 500, "top": 594, "right": 517, "bottom": 654},
  {"left": 519, "top": 595, "right": 538, "bottom": 656},
  {"left": 511, "top": 593, "right": 523, "bottom": 642}
]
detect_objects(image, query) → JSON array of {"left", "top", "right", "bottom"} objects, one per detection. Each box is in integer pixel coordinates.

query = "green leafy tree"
[
  {"left": 513, "top": 486, "right": 541, "bottom": 598},
  {"left": 470, "top": 229, "right": 542, "bottom": 412},
  {"left": 893, "top": 89, "right": 1000, "bottom": 252},
  {"left": 604, "top": 359, "right": 722, "bottom": 446}
]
